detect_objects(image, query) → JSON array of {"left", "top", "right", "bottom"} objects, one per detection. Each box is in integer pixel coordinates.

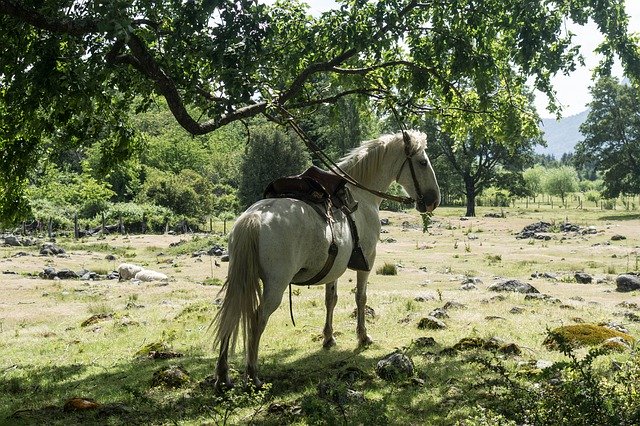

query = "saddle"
[
  {"left": 264, "top": 166, "right": 353, "bottom": 212},
  {"left": 263, "top": 166, "right": 370, "bottom": 281}
]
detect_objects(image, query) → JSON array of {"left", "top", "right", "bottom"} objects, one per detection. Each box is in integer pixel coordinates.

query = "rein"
[{"left": 277, "top": 106, "right": 417, "bottom": 205}]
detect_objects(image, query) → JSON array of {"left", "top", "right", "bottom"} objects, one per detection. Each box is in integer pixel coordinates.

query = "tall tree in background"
[
  {"left": 575, "top": 77, "right": 640, "bottom": 197},
  {"left": 428, "top": 86, "right": 542, "bottom": 217},
  {"left": 1, "top": 0, "right": 640, "bottom": 223}
]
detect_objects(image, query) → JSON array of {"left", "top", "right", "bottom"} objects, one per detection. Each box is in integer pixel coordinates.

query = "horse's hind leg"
[
  {"left": 355, "top": 270, "right": 373, "bottom": 346},
  {"left": 323, "top": 280, "right": 338, "bottom": 348},
  {"left": 214, "top": 335, "right": 232, "bottom": 391},
  {"left": 246, "top": 279, "right": 288, "bottom": 388}
]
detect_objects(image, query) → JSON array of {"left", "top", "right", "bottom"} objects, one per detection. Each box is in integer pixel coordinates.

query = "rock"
[
  {"left": 3, "top": 235, "right": 22, "bottom": 246},
  {"left": 56, "top": 269, "right": 78, "bottom": 279},
  {"left": 380, "top": 218, "right": 390, "bottom": 226},
  {"left": 105, "top": 254, "right": 117, "bottom": 261},
  {"left": 63, "top": 397, "right": 100, "bottom": 412},
  {"left": 81, "top": 313, "right": 113, "bottom": 327},
  {"left": 509, "top": 306, "right": 525, "bottom": 314},
  {"left": 106, "top": 271, "right": 120, "bottom": 280},
  {"left": 488, "top": 279, "right": 539, "bottom": 294},
  {"left": 414, "top": 337, "right": 437, "bottom": 348},
  {"left": 414, "top": 294, "right": 435, "bottom": 302},
  {"left": 544, "top": 324, "right": 635, "bottom": 350},
  {"left": 375, "top": 352, "right": 414, "bottom": 381},
  {"left": 40, "top": 242, "right": 65, "bottom": 255},
  {"left": 617, "top": 301, "right": 640, "bottom": 310},
  {"left": 442, "top": 301, "right": 466, "bottom": 310},
  {"left": 611, "top": 234, "right": 627, "bottom": 241},
  {"left": 453, "top": 337, "right": 485, "bottom": 351},
  {"left": 350, "top": 305, "right": 376, "bottom": 320},
  {"left": 498, "top": 343, "right": 522, "bottom": 356},
  {"left": 460, "top": 283, "right": 477, "bottom": 291},
  {"left": 524, "top": 293, "right": 561, "bottom": 304},
  {"left": 207, "top": 244, "right": 225, "bottom": 256},
  {"left": 601, "top": 322, "right": 629, "bottom": 334},
  {"left": 484, "top": 212, "right": 503, "bottom": 218},
  {"left": 151, "top": 365, "right": 190, "bottom": 388},
  {"left": 516, "top": 221, "right": 552, "bottom": 239},
  {"left": 417, "top": 316, "right": 446, "bottom": 330},
  {"left": 616, "top": 274, "right": 640, "bottom": 292},
  {"left": 574, "top": 272, "right": 593, "bottom": 284},
  {"left": 531, "top": 272, "right": 558, "bottom": 280},
  {"left": 428, "top": 308, "right": 449, "bottom": 319},
  {"left": 221, "top": 254, "right": 230, "bottom": 262},
  {"left": 602, "top": 337, "right": 631, "bottom": 351},
  {"left": 134, "top": 269, "right": 168, "bottom": 282}
]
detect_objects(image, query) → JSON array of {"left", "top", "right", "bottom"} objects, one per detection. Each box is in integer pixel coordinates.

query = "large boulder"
[
  {"left": 375, "top": 352, "right": 414, "bottom": 381},
  {"left": 488, "top": 279, "right": 539, "bottom": 294},
  {"left": 616, "top": 274, "right": 640, "bottom": 292},
  {"left": 117, "top": 263, "right": 144, "bottom": 281}
]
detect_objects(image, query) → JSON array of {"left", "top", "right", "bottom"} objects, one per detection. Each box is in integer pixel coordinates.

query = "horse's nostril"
[{"left": 422, "top": 188, "right": 440, "bottom": 209}]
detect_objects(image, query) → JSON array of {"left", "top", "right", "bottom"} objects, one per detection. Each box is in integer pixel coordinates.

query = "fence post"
[
  {"left": 74, "top": 213, "right": 79, "bottom": 239},
  {"left": 101, "top": 212, "right": 106, "bottom": 234},
  {"left": 119, "top": 214, "right": 124, "bottom": 234},
  {"left": 142, "top": 213, "right": 147, "bottom": 234},
  {"left": 48, "top": 217, "right": 53, "bottom": 238}
]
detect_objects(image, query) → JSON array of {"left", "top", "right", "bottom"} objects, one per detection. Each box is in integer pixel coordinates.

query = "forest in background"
[{"left": 13, "top": 76, "right": 640, "bottom": 236}]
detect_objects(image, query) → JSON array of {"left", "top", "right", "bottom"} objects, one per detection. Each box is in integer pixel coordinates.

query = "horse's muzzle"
[{"left": 417, "top": 188, "right": 440, "bottom": 213}]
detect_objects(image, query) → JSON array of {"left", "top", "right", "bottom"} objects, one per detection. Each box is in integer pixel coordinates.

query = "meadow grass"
[{"left": 0, "top": 204, "right": 639, "bottom": 424}]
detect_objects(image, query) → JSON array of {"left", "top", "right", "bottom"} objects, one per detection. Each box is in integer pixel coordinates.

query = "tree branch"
[{"left": 0, "top": 0, "right": 97, "bottom": 35}]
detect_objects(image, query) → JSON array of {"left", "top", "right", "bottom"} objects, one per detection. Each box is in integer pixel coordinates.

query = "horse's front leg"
[
  {"left": 355, "top": 270, "right": 373, "bottom": 346},
  {"left": 323, "top": 280, "right": 338, "bottom": 348}
]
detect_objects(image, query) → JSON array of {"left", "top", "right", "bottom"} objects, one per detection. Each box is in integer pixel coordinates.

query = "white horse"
[{"left": 212, "top": 130, "right": 440, "bottom": 389}]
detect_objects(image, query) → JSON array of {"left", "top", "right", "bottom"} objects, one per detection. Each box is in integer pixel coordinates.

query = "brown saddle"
[
  {"left": 263, "top": 166, "right": 369, "bottom": 274},
  {"left": 263, "top": 166, "right": 348, "bottom": 208}
]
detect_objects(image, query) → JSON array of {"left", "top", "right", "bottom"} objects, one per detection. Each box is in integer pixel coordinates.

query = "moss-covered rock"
[{"left": 544, "top": 324, "right": 634, "bottom": 350}]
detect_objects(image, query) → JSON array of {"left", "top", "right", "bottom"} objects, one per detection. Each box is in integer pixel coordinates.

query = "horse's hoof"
[
  {"left": 214, "top": 379, "right": 234, "bottom": 393},
  {"left": 358, "top": 335, "right": 373, "bottom": 347},
  {"left": 323, "top": 336, "right": 337, "bottom": 349},
  {"left": 245, "top": 377, "right": 263, "bottom": 391}
]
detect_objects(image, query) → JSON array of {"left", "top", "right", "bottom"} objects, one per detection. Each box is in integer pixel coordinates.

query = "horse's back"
[{"left": 234, "top": 198, "right": 353, "bottom": 284}]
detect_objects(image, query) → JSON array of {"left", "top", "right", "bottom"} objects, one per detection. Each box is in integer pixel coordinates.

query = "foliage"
[
  {"left": 544, "top": 166, "right": 579, "bottom": 204},
  {"left": 28, "top": 163, "right": 115, "bottom": 219},
  {"left": 137, "top": 168, "right": 215, "bottom": 221},
  {"left": 107, "top": 202, "right": 173, "bottom": 233},
  {"left": 472, "top": 332, "right": 640, "bottom": 426},
  {"left": 523, "top": 165, "right": 546, "bottom": 200},
  {"left": 238, "top": 125, "right": 311, "bottom": 208},
  {"left": 379, "top": 182, "right": 409, "bottom": 212},
  {"left": 2, "top": 0, "right": 640, "bottom": 222},
  {"left": 576, "top": 76, "right": 640, "bottom": 197},
  {"left": 422, "top": 85, "right": 542, "bottom": 216},
  {"left": 376, "top": 262, "right": 398, "bottom": 275}
]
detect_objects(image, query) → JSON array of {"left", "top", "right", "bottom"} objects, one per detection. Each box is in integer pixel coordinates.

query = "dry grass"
[{"left": 0, "top": 204, "right": 639, "bottom": 424}]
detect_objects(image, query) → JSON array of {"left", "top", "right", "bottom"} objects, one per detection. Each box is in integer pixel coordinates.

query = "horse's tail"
[{"left": 212, "top": 212, "right": 262, "bottom": 354}]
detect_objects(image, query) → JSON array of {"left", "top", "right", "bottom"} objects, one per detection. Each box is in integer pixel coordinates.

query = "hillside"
[{"left": 536, "top": 110, "right": 588, "bottom": 158}]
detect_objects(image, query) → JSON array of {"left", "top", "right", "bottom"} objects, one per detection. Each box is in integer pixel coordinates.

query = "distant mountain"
[{"left": 536, "top": 110, "right": 589, "bottom": 158}]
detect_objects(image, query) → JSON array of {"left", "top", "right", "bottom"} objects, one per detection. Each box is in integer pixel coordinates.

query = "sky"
[{"left": 271, "top": 0, "right": 640, "bottom": 119}]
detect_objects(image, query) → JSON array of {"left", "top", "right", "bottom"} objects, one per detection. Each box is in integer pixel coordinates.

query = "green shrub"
[{"left": 376, "top": 262, "right": 397, "bottom": 275}]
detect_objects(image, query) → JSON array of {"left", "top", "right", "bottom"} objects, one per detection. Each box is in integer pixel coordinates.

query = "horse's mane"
[{"left": 337, "top": 130, "right": 426, "bottom": 184}]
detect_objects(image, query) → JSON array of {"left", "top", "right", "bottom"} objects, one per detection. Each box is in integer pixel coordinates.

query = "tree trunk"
[{"left": 464, "top": 179, "right": 476, "bottom": 217}]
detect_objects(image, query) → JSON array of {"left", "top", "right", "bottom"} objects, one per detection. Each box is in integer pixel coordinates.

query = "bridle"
[
  {"left": 396, "top": 129, "right": 426, "bottom": 210},
  {"left": 277, "top": 106, "right": 425, "bottom": 207}
]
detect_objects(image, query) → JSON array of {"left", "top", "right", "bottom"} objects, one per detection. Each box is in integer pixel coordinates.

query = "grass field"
[{"left": 1, "top": 204, "right": 639, "bottom": 425}]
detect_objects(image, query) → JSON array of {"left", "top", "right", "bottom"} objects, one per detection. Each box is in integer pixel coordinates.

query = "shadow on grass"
[
  {"left": 598, "top": 212, "right": 640, "bottom": 221},
  {"left": 1, "top": 340, "right": 488, "bottom": 425}
]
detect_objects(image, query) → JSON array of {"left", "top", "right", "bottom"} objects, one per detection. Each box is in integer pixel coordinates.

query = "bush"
[{"left": 238, "top": 125, "right": 311, "bottom": 208}]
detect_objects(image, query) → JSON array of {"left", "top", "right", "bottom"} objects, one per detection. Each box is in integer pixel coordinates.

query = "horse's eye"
[{"left": 419, "top": 159, "right": 429, "bottom": 166}]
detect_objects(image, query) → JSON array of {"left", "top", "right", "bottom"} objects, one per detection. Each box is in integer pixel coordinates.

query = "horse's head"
[{"left": 395, "top": 131, "right": 440, "bottom": 213}]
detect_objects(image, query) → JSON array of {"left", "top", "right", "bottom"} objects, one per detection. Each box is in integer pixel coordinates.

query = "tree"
[
  {"left": 1, "top": 0, "right": 639, "bottom": 223},
  {"left": 238, "top": 126, "right": 311, "bottom": 208},
  {"left": 425, "top": 85, "right": 542, "bottom": 217},
  {"left": 544, "top": 166, "right": 579, "bottom": 205},
  {"left": 575, "top": 77, "right": 640, "bottom": 197},
  {"left": 523, "top": 165, "right": 547, "bottom": 202}
]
